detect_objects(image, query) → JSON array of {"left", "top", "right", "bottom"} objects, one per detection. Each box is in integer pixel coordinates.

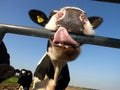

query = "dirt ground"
[{"left": 0, "top": 83, "right": 19, "bottom": 90}]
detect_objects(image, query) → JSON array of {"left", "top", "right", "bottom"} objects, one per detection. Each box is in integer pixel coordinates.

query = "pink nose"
[{"left": 53, "top": 27, "right": 80, "bottom": 47}]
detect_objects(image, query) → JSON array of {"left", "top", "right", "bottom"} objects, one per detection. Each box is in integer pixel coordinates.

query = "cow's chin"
[{"left": 47, "top": 44, "right": 81, "bottom": 62}]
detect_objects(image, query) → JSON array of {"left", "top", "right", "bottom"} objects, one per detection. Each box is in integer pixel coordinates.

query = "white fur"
[
  {"left": 33, "top": 77, "right": 42, "bottom": 90},
  {"left": 61, "top": 6, "right": 85, "bottom": 13},
  {"left": 18, "top": 86, "right": 24, "bottom": 90},
  {"left": 83, "top": 20, "right": 95, "bottom": 35},
  {"left": 33, "top": 76, "right": 56, "bottom": 90},
  {"left": 45, "top": 14, "right": 58, "bottom": 31}
]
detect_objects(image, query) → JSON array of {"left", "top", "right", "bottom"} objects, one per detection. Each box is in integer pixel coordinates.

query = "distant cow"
[
  {"left": 29, "top": 6, "right": 103, "bottom": 90},
  {"left": 17, "top": 69, "right": 32, "bottom": 90},
  {"left": 0, "top": 41, "right": 15, "bottom": 83}
]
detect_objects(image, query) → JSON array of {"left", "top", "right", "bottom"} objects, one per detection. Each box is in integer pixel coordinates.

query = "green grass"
[{"left": 2, "top": 76, "right": 18, "bottom": 83}]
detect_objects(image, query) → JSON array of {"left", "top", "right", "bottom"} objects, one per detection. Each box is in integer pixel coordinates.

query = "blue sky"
[{"left": 0, "top": 0, "right": 120, "bottom": 90}]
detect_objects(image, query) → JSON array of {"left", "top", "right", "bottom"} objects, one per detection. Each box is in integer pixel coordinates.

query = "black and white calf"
[
  {"left": 29, "top": 6, "right": 103, "bottom": 90},
  {"left": 17, "top": 69, "right": 32, "bottom": 90}
]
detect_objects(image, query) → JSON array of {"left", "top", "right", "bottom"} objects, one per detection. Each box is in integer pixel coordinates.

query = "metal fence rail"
[{"left": 0, "top": 24, "right": 120, "bottom": 49}]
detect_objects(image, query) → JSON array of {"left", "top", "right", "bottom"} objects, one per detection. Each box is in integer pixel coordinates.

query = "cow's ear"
[
  {"left": 28, "top": 9, "right": 49, "bottom": 26},
  {"left": 88, "top": 16, "right": 103, "bottom": 29}
]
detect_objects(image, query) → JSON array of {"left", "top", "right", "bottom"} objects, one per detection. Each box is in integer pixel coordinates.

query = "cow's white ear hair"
[
  {"left": 83, "top": 20, "right": 95, "bottom": 35},
  {"left": 45, "top": 14, "right": 58, "bottom": 31}
]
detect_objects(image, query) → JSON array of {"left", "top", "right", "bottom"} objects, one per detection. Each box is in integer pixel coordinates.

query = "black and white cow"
[
  {"left": 0, "top": 41, "right": 15, "bottom": 83},
  {"left": 17, "top": 69, "right": 32, "bottom": 90},
  {"left": 29, "top": 6, "right": 103, "bottom": 90}
]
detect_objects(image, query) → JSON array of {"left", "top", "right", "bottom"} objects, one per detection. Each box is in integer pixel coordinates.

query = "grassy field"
[
  {"left": 0, "top": 77, "right": 98, "bottom": 90},
  {"left": 2, "top": 76, "right": 18, "bottom": 83}
]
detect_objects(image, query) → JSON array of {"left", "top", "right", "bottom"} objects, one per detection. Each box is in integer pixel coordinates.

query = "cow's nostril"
[
  {"left": 80, "top": 13, "right": 87, "bottom": 22},
  {"left": 57, "top": 12, "right": 64, "bottom": 19}
]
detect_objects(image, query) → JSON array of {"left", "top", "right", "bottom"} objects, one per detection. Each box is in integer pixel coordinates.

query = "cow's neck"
[{"left": 52, "top": 61, "right": 66, "bottom": 83}]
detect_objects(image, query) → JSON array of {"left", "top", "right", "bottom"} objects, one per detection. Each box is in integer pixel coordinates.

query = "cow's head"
[{"left": 29, "top": 6, "right": 103, "bottom": 62}]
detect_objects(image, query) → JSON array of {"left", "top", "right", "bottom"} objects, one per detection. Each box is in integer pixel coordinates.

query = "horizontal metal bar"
[
  {"left": 93, "top": 0, "right": 120, "bottom": 4},
  {"left": 0, "top": 23, "right": 120, "bottom": 49},
  {"left": 0, "top": 24, "right": 54, "bottom": 38},
  {"left": 72, "top": 34, "right": 120, "bottom": 49}
]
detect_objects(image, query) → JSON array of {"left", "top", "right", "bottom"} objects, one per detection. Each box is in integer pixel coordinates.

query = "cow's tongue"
[{"left": 53, "top": 27, "right": 80, "bottom": 48}]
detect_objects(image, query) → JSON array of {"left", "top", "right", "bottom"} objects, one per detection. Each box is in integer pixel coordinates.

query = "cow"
[
  {"left": 17, "top": 69, "right": 32, "bottom": 90},
  {"left": 29, "top": 6, "right": 103, "bottom": 90}
]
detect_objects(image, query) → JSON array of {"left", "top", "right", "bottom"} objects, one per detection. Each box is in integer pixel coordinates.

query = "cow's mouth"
[{"left": 52, "top": 27, "right": 80, "bottom": 48}]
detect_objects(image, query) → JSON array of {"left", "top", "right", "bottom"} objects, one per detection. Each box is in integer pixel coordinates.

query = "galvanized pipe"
[{"left": 0, "top": 24, "right": 120, "bottom": 49}]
